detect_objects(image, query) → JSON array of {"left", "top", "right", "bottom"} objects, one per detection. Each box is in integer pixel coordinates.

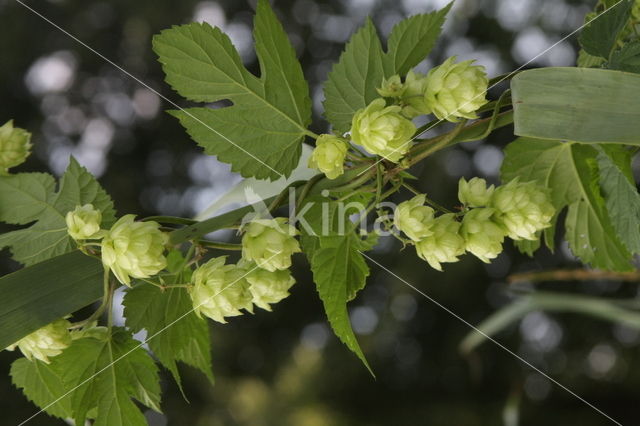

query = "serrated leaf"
[
  {"left": 0, "top": 158, "right": 115, "bottom": 265},
  {"left": 153, "top": 0, "right": 311, "bottom": 180},
  {"left": 511, "top": 67, "right": 640, "bottom": 144},
  {"left": 579, "top": 0, "right": 633, "bottom": 59},
  {"left": 123, "top": 282, "right": 213, "bottom": 388},
  {"left": 11, "top": 358, "right": 73, "bottom": 419},
  {"left": 323, "top": 4, "right": 451, "bottom": 133},
  {"left": 609, "top": 41, "right": 640, "bottom": 73},
  {"left": 501, "top": 138, "right": 632, "bottom": 271},
  {"left": 322, "top": 19, "right": 385, "bottom": 134},
  {"left": 384, "top": 3, "right": 452, "bottom": 75},
  {"left": 57, "top": 330, "right": 161, "bottom": 426},
  {"left": 596, "top": 147, "right": 640, "bottom": 253},
  {"left": 309, "top": 235, "right": 372, "bottom": 373}
]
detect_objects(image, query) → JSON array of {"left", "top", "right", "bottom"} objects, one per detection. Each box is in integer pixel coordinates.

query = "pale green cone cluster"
[
  {"left": 399, "top": 71, "right": 429, "bottom": 118},
  {"left": 394, "top": 194, "right": 435, "bottom": 241},
  {"left": 0, "top": 120, "right": 32, "bottom": 175},
  {"left": 66, "top": 204, "right": 103, "bottom": 240},
  {"left": 189, "top": 257, "right": 254, "bottom": 323},
  {"left": 241, "top": 218, "right": 301, "bottom": 272},
  {"left": 189, "top": 218, "right": 300, "bottom": 323},
  {"left": 396, "top": 177, "right": 554, "bottom": 270},
  {"left": 101, "top": 214, "right": 168, "bottom": 285},
  {"left": 491, "top": 178, "right": 555, "bottom": 241},
  {"left": 350, "top": 98, "right": 416, "bottom": 162},
  {"left": 423, "top": 57, "right": 489, "bottom": 122},
  {"left": 415, "top": 213, "right": 465, "bottom": 271},
  {"left": 5, "top": 319, "right": 72, "bottom": 363},
  {"left": 308, "top": 134, "right": 348, "bottom": 179},
  {"left": 377, "top": 74, "right": 405, "bottom": 98}
]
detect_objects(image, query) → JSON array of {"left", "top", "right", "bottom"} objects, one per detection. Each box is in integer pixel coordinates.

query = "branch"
[{"left": 508, "top": 269, "right": 640, "bottom": 285}]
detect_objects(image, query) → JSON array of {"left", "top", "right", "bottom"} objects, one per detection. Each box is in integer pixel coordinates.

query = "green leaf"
[
  {"left": 153, "top": 0, "right": 311, "bottom": 180},
  {"left": 123, "top": 283, "right": 214, "bottom": 388},
  {"left": 609, "top": 41, "right": 640, "bottom": 73},
  {"left": 11, "top": 358, "right": 73, "bottom": 419},
  {"left": 383, "top": 3, "right": 452, "bottom": 75},
  {"left": 501, "top": 138, "right": 632, "bottom": 271},
  {"left": 0, "top": 158, "right": 115, "bottom": 265},
  {"left": 579, "top": 0, "right": 633, "bottom": 58},
  {"left": 309, "top": 234, "right": 372, "bottom": 373},
  {"left": 596, "top": 147, "right": 640, "bottom": 253},
  {"left": 0, "top": 250, "right": 103, "bottom": 350},
  {"left": 322, "top": 19, "right": 385, "bottom": 134},
  {"left": 511, "top": 67, "right": 640, "bottom": 144},
  {"left": 58, "top": 330, "right": 161, "bottom": 426}
]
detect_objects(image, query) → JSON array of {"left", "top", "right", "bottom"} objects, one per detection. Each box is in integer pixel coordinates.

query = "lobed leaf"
[{"left": 578, "top": 0, "right": 633, "bottom": 59}]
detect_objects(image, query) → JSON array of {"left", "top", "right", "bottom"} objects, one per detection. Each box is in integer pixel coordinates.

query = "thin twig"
[{"left": 508, "top": 269, "right": 640, "bottom": 285}]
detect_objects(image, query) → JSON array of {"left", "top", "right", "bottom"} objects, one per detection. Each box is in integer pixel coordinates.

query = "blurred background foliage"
[{"left": 1, "top": 0, "right": 640, "bottom": 425}]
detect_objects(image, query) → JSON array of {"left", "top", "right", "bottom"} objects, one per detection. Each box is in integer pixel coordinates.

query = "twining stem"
[
  {"left": 401, "top": 182, "right": 453, "bottom": 213},
  {"left": 408, "top": 120, "right": 468, "bottom": 166},
  {"left": 296, "top": 173, "right": 326, "bottom": 212},
  {"left": 509, "top": 269, "right": 640, "bottom": 285},
  {"left": 143, "top": 216, "right": 198, "bottom": 226},
  {"left": 197, "top": 240, "right": 242, "bottom": 250}
]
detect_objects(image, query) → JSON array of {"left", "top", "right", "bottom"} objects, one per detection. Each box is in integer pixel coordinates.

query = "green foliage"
[
  {"left": 309, "top": 233, "right": 372, "bottom": 373},
  {"left": 501, "top": 138, "right": 632, "bottom": 271},
  {"left": 511, "top": 67, "right": 640, "bottom": 144},
  {"left": 609, "top": 41, "right": 640, "bottom": 72},
  {"left": 123, "top": 263, "right": 214, "bottom": 388},
  {"left": 323, "top": 4, "right": 450, "bottom": 133},
  {"left": 0, "top": 250, "right": 103, "bottom": 350},
  {"left": 10, "top": 358, "right": 72, "bottom": 419},
  {"left": 579, "top": 0, "right": 633, "bottom": 59},
  {"left": 597, "top": 147, "right": 640, "bottom": 254},
  {"left": 0, "top": 158, "right": 115, "bottom": 265},
  {"left": 11, "top": 330, "right": 161, "bottom": 425},
  {"left": 153, "top": 0, "right": 311, "bottom": 180}
]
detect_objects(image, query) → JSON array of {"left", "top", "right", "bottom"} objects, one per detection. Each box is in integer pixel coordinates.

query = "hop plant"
[
  {"left": 401, "top": 71, "right": 429, "bottom": 118},
  {"left": 394, "top": 194, "right": 436, "bottom": 241},
  {"left": 308, "top": 134, "right": 348, "bottom": 179},
  {"left": 423, "top": 57, "right": 489, "bottom": 122},
  {"left": 377, "top": 74, "right": 405, "bottom": 98},
  {"left": 350, "top": 98, "right": 416, "bottom": 162},
  {"left": 101, "top": 215, "right": 168, "bottom": 285},
  {"left": 458, "top": 177, "right": 495, "bottom": 207},
  {"left": 241, "top": 218, "right": 301, "bottom": 272},
  {"left": 244, "top": 263, "right": 296, "bottom": 311},
  {"left": 415, "top": 213, "right": 465, "bottom": 271},
  {"left": 0, "top": 120, "right": 32, "bottom": 175},
  {"left": 461, "top": 208, "right": 506, "bottom": 263},
  {"left": 5, "top": 319, "right": 71, "bottom": 363},
  {"left": 189, "top": 257, "right": 253, "bottom": 323},
  {"left": 491, "top": 179, "right": 555, "bottom": 241},
  {"left": 66, "top": 204, "right": 103, "bottom": 240}
]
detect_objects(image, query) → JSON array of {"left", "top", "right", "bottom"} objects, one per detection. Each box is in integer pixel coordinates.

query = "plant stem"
[
  {"left": 197, "top": 240, "right": 242, "bottom": 250},
  {"left": 143, "top": 216, "right": 197, "bottom": 226},
  {"left": 408, "top": 120, "right": 467, "bottom": 166},
  {"left": 401, "top": 182, "right": 453, "bottom": 213},
  {"left": 508, "top": 269, "right": 640, "bottom": 285}
]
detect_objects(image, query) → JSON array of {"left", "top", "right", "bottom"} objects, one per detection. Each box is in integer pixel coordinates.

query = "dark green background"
[{"left": 2, "top": 0, "right": 639, "bottom": 425}]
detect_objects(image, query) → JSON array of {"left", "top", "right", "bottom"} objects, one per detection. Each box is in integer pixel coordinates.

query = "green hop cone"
[
  {"left": 458, "top": 177, "right": 495, "bottom": 207},
  {"left": 101, "top": 215, "right": 168, "bottom": 285},
  {"left": 401, "top": 71, "right": 429, "bottom": 118},
  {"left": 461, "top": 207, "right": 506, "bottom": 263},
  {"left": 5, "top": 319, "right": 71, "bottom": 363},
  {"left": 350, "top": 98, "right": 416, "bottom": 162},
  {"left": 244, "top": 263, "right": 296, "bottom": 311},
  {"left": 241, "top": 218, "right": 301, "bottom": 272},
  {"left": 424, "top": 56, "right": 489, "bottom": 122},
  {"left": 66, "top": 204, "right": 103, "bottom": 240},
  {"left": 491, "top": 179, "right": 555, "bottom": 241},
  {"left": 394, "top": 194, "right": 436, "bottom": 241},
  {"left": 377, "top": 74, "right": 405, "bottom": 98},
  {"left": 308, "top": 134, "right": 348, "bottom": 180},
  {"left": 0, "top": 120, "right": 32, "bottom": 175},
  {"left": 189, "top": 257, "right": 253, "bottom": 323},
  {"left": 415, "top": 213, "right": 465, "bottom": 271}
]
